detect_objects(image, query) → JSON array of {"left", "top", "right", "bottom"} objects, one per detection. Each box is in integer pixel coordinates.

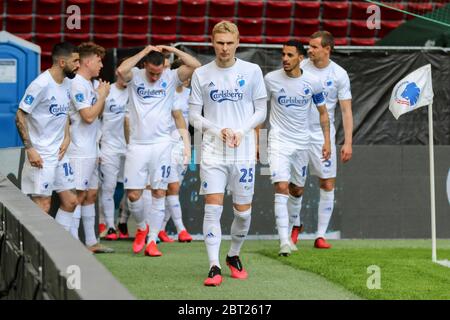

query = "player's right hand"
[
  {"left": 144, "top": 45, "right": 161, "bottom": 54},
  {"left": 221, "top": 128, "right": 235, "bottom": 148},
  {"left": 27, "top": 148, "right": 43, "bottom": 169},
  {"left": 322, "top": 142, "right": 331, "bottom": 161},
  {"left": 98, "top": 80, "right": 111, "bottom": 98}
]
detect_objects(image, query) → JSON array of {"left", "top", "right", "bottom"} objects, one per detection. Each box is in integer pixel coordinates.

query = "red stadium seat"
[
  {"left": 239, "top": 36, "right": 263, "bottom": 44},
  {"left": 208, "top": 0, "right": 235, "bottom": 18},
  {"left": 66, "top": 0, "right": 92, "bottom": 15},
  {"left": 151, "top": 16, "right": 177, "bottom": 35},
  {"left": 350, "top": 20, "right": 376, "bottom": 38},
  {"left": 94, "top": 0, "right": 120, "bottom": 15},
  {"left": 0, "top": 1, "right": 3, "bottom": 14},
  {"left": 380, "top": 3, "right": 405, "bottom": 20},
  {"left": 179, "top": 35, "right": 209, "bottom": 42},
  {"left": 351, "top": 37, "right": 376, "bottom": 46},
  {"left": 15, "top": 33, "right": 33, "bottom": 41},
  {"left": 150, "top": 34, "right": 177, "bottom": 45},
  {"left": 123, "top": 0, "right": 149, "bottom": 16},
  {"left": 151, "top": 0, "right": 178, "bottom": 16},
  {"left": 322, "top": 20, "right": 348, "bottom": 38},
  {"left": 64, "top": 15, "right": 90, "bottom": 34},
  {"left": 237, "top": 18, "right": 263, "bottom": 36},
  {"left": 208, "top": 17, "right": 236, "bottom": 34},
  {"left": 122, "top": 16, "right": 149, "bottom": 34},
  {"left": 93, "top": 34, "right": 119, "bottom": 48},
  {"left": 294, "top": 1, "right": 320, "bottom": 19},
  {"left": 265, "top": 18, "right": 292, "bottom": 37},
  {"left": 237, "top": 0, "right": 264, "bottom": 18},
  {"left": 122, "top": 34, "right": 148, "bottom": 48},
  {"left": 41, "top": 51, "right": 53, "bottom": 71},
  {"left": 334, "top": 37, "right": 348, "bottom": 46},
  {"left": 6, "top": 0, "right": 33, "bottom": 14},
  {"left": 35, "top": 33, "right": 62, "bottom": 52},
  {"left": 266, "top": 1, "right": 292, "bottom": 19},
  {"left": 37, "top": 0, "right": 62, "bottom": 14},
  {"left": 180, "top": 0, "right": 207, "bottom": 17},
  {"left": 293, "top": 19, "right": 319, "bottom": 37},
  {"left": 406, "top": 3, "right": 434, "bottom": 19},
  {"left": 265, "top": 36, "right": 290, "bottom": 44},
  {"left": 35, "top": 15, "right": 63, "bottom": 33},
  {"left": 64, "top": 33, "right": 91, "bottom": 44},
  {"left": 179, "top": 17, "right": 206, "bottom": 35},
  {"left": 93, "top": 16, "right": 119, "bottom": 34},
  {"left": 377, "top": 20, "right": 403, "bottom": 38},
  {"left": 6, "top": 16, "right": 33, "bottom": 33},
  {"left": 322, "top": 1, "right": 349, "bottom": 20},
  {"left": 351, "top": 2, "right": 372, "bottom": 20}
]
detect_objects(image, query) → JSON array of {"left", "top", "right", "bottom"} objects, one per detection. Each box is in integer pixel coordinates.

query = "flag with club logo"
[{"left": 389, "top": 64, "right": 434, "bottom": 120}]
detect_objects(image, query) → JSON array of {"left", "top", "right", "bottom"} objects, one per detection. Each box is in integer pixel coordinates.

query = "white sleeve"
[
  {"left": 189, "top": 103, "right": 222, "bottom": 137},
  {"left": 188, "top": 71, "right": 203, "bottom": 106},
  {"left": 252, "top": 67, "right": 268, "bottom": 101},
  {"left": 71, "top": 82, "right": 91, "bottom": 110},
  {"left": 338, "top": 71, "right": 352, "bottom": 100},
  {"left": 240, "top": 97, "right": 267, "bottom": 135},
  {"left": 19, "top": 81, "right": 45, "bottom": 114},
  {"left": 264, "top": 74, "right": 272, "bottom": 100}
]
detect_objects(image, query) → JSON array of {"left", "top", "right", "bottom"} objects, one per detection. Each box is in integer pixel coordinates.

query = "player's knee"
[
  {"left": 320, "top": 180, "right": 334, "bottom": 192},
  {"left": 85, "top": 190, "right": 97, "bottom": 203},
  {"left": 127, "top": 190, "right": 142, "bottom": 202},
  {"left": 289, "top": 183, "right": 304, "bottom": 197},
  {"left": 152, "top": 189, "right": 166, "bottom": 199},
  {"left": 39, "top": 200, "right": 51, "bottom": 213},
  {"left": 167, "top": 182, "right": 179, "bottom": 195},
  {"left": 233, "top": 202, "right": 251, "bottom": 212},
  {"left": 62, "top": 195, "right": 78, "bottom": 212},
  {"left": 274, "top": 182, "right": 289, "bottom": 195}
]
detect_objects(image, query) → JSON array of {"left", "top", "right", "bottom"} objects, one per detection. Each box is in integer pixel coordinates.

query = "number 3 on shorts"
[{"left": 239, "top": 168, "right": 253, "bottom": 183}]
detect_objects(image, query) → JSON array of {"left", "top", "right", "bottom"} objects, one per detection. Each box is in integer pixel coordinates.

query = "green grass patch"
[{"left": 259, "top": 239, "right": 450, "bottom": 300}]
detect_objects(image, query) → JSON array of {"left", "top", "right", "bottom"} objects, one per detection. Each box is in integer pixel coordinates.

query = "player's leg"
[
  {"left": 226, "top": 162, "right": 255, "bottom": 280},
  {"left": 20, "top": 160, "right": 54, "bottom": 213},
  {"left": 309, "top": 143, "right": 337, "bottom": 249},
  {"left": 158, "top": 182, "right": 177, "bottom": 243},
  {"left": 166, "top": 176, "right": 192, "bottom": 242},
  {"left": 54, "top": 156, "right": 78, "bottom": 231},
  {"left": 201, "top": 161, "right": 226, "bottom": 286},
  {"left": 118, "top": 193, "right": 130, "bottom": 239}
]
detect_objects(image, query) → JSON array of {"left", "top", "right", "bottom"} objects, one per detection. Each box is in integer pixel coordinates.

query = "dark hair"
[
  {"left": 78, "top": 42, "right": 106, "bottom": 60},
  {"left": 170, "top": 58, "right": 184, "bottom": 70},
  {"left": 283, "top": 39, "right": 307, "bottom": 56},
  {"left": 311, "top": 31, "right": 335, "bottom": 51},
  {"left": 144, "top": 51, "right": 165, "bottom": 66},
  {"left": 51, "top": 42, "right": 78, "bottom": 63}
]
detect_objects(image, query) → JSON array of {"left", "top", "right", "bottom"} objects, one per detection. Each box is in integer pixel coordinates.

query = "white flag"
[{"left": 389, "top": 64, "right": 434, "bottom": 120}]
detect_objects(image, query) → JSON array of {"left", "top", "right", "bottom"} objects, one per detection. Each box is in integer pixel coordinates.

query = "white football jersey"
[
  {"left": 265, "top": 68, "right": 325, "bottom": 149},
  {"left": 189, "top": 58, "right": 267, "bottom": 162},
  {"left": 67, "top": 74, "right": 100, "bottom": 158},
  {"left": 169, "top": 86, "right": 190, "bottom": 142},
  {"left": 18, "top": 70, "right": 71, "bottom": 162},
  {"left": 127, "top": 67, "right": 182, "bottom": 144},
  {"left": 100, "top": 83, "right": 128, "bottom": 154},
  {"left": 301, "top": 59, "right": 352, "bottom": 144}
]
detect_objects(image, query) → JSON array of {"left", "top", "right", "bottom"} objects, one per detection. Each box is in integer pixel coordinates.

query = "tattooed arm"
[{"left": 16, "top": 109, "right": 43, "bottom": 168}]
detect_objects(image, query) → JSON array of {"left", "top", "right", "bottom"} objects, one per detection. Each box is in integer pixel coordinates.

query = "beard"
[{"left": 63, "top": 67, "right": 77, "bottom": 79}]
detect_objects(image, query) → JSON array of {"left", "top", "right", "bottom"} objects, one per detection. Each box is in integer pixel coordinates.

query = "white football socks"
[
  {"left": 288, "top": 194, "right": 302, "bottom": 232},
  {"left": 317, "top": 189, "right": 335, "bottom": 238},
  {"left": 147, "top": 196, "right": 165, "bottom": 244},
  {"left": 81, "top": 204, "right": 97, "bottom": 247},
  {"left": 274, "top": 194, "right": 290, "bottom": 246},
  {"left": 166, "top": 195, "right": 185, "bottom": 233},
  {"left": 203, "top": 204, "right": 223, "bottom": 269},
  {"left": 228, "top": 207, "right": 251, "bottom": 257},
  {"left": 55, "top": 208, "right": 73, "bottom": 232},
  {"left": 70, "top": 205, "right": 81, "bottom": 240},
  {"left": 128, "top": 196, "right": 146, "bottom": 231}
]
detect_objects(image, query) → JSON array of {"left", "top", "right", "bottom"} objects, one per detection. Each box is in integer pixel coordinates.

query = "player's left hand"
[
  {"left": 156, "top": 45, "right": 174, "bottom": 54},
  {"left": 322, "top": 142, "right": 331, "bottom": 161},
  {"left": 340, "top": 143, "right": 352, "bottom": 163},
  {"left": 232, "top": 131, "right": 243, "bottom": 148},
  {"left": 183, "top": 144, "right": 192, "bottom": 167},
  {"left": 58, "top": 140, "right": 70, "bottom": 160}
]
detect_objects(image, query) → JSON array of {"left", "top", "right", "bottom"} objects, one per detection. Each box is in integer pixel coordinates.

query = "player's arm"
[
  {"left": 78, "top": 80, "right": 110, "bottom": 124},
  {"left": 157, "top": 45, "right": 201, "bottom": 83},
  {"left": 58, "top": 117, "right": 71, "bottom": 160},
  {"left": 317, "top": 104, "right": 331, "bottom": 161},
  {"left": 116, "top": 45, "right": 159, "bottom": 83},
  {"left": 233, "top": 97, "right": 267, "bottom": 147},
  {"left": 339, "top": 99, "right": 353, "bottom": 163},
  {"left": 172, "top": 110, "right": 191, "bottom": 165},
  {"left": 15, "top": 109, "right": 43, "bottom": 168},
  {"left": 124, "top": 116, "right": 130, "bottom": 145}
]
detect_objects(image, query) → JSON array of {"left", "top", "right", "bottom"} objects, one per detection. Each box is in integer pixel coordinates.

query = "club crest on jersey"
[
  {"left": 24, "top": 95, "right": 34, "bottom": 105},
  {"left": 160, "top": 80, "right": 167, "bottom": 88},
  {"left": 49, "top": 103, "right": 70, "bottom": 116},
  {"left": 236, "top": 74, "right": 245, "bottom": 87},
  {"left": 137, "top": 85, "right": 166, "bottom": 99},
  {"left": 75, "top": 93, "right": 84, "bottom": 102},
  {"left": 325, "top": 79, "right": 333, "bottom": 87},
  {"left": 210, "top": 89, "right": 243, "bottom": 102},
  {"left": 42, "top": 182, "right": 49, "bottom": 190},
  {"left": 277, "top": 95, "right": 309, "bottom": 108}
]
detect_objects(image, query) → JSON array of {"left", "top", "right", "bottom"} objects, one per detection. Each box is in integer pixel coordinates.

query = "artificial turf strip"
[
  {"left": 95, "top": 240, "right": 359, "bottom": 300},
  {"left": 259, "top": 240, "right": 450, "bottom": 300}
]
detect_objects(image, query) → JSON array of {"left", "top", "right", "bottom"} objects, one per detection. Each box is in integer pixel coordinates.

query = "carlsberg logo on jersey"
[
  {"left": 277, "top": 96, "right": 310, "bottom": 108},
  {"left": 137, "top": 86, "right": 166, "bottom": 99},
  {"left": 210, "top": 89, "right": 243, "bottom": 102},
  {"left": 49, "top": 103, "right": 70, "bottom": 116},
  {"left": 109, "top": 104, "right": 125, "bottom": 114}
]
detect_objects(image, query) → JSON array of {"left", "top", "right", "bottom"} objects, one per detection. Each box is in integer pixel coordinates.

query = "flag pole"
[{"left": 428, "top": 102, "right": 437, "bottom": 262}]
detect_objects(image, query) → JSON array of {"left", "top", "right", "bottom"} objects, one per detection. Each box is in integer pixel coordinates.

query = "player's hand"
[
  {"left": 232, "top": 130, "right": 243, "bottom": 148},
  {"left": 183, "top": 143, "right": 192, "bottom": 167},
  {"left": 156, "top": 45, "right": 173, "bottom": 54},
  {"left": 221, "top": 128, "right": 235, "bottom": 148},
  {"left": 144, "top": 45, "right": 160, "bottom": 55},
  {"left": 340, "top": 143, "right": 352, "bottom": 163},
  {"left": 58, "top": 139, "right": 70, "bottom": 161},
  {"left": 27, "top": 148, "right": 43, "bottom": 169},
  {"left": 98, "top": 80, "right": 111, "bottom": 99},
  {"left": 322, "top": 141, "right": 331, "bottom": 161}
]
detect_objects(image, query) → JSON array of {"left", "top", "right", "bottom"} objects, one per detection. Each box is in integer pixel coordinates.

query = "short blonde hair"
[{"left": 212, "top": 20, "right": 240, "bottom": 38}]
